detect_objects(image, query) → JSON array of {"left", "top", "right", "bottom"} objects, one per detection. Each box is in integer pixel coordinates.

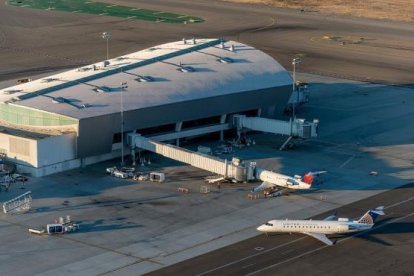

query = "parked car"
[
  {"left": 113, "top": 170, "right": 128, "bottom": 179},
  {"left": 106, "top": 167, "right": 117, "bottom": 175}
]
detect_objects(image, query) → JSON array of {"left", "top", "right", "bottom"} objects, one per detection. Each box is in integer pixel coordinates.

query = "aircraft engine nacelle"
[{"left": 336, "top": 224, "right": 349, "bottom": 233}]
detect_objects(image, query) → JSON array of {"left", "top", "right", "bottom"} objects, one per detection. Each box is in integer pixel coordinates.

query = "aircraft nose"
[{"left": 257, "top": 225, "right": 265, "bottom": 231}]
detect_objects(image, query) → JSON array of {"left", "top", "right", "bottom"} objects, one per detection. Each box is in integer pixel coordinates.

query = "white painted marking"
[
  {"left": 339, "top": 155, "right": 355, "bottom": 168},
  {"left": 246, "top": 198, "right": 414, "bottom": 275},
  {"left": 337, "top": 213, "right": 413, "bottom": 244},
  {"left": 195, "top": 237, "right": 307, "bottom": 276},
  {"left": 197, "top": 196, "right": 414, "bottom": 275},
  {"left": 242, "top": 263, "right": 255, "bottom": 269},
  {"left": 246, "top": 244, "right": 331, "bottom": 275},
  {"left": 385, "top": 197, "right": 414, "bottom": 209}
]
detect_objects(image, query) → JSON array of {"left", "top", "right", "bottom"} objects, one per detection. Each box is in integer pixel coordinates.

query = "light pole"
[
  {"left": 102, "top": 32, "right": 111, "bottom": 60},
  {"left": 291, "top": 57, "right": 301, "bottom": 118},
  {"left": 120, "top": 82, "right": 128, "bottom": 166}
]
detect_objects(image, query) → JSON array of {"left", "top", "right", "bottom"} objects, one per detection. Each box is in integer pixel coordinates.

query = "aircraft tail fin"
[
  {"left": 303, "top": 173, "right": 314, "bottom": 185},
  {"left": 357, "top": 206, "right": 385, "bottom": 224},
  {"left": 303, "top": 171, "right": 327, "bottom": 185}
]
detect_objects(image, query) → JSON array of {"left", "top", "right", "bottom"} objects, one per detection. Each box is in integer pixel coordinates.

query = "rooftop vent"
[
  {"left": 81, "top": 103, "right": 91, "bottom": 108},
  {"left": 93, "top": 86, "right": 111, "bottom": 93},
  {"left": 183, "top": 38, "right": 187, "bottom": 45},
  {"left": 16, "top": 78, "right": 32, "bottom": 84},
  {"left": 5, "top": 98, "right": 19, "bottom": 103},
  {"left": 103, "top": 60, "right": 110, "bottom": 67},
  {"left": 135, "top": 75, "right": 154, "bottom": 82},
  {"left": 51, "top": 97, "right": 67, "bottom": 104},
  {"left": 3, "top": 89, "right": 22, "bottom": 95},
  {"left": 217, "top": 57, "right": 233, "bottom": 64},
  {"left": 41, "top": 78, "right": 59, "bottom": 83},
  {"left": 178, "top": 65, "right": 195, "bottom": 73},
  {"left": 77, "top": 67, "right": 92, "bottom": 72}
]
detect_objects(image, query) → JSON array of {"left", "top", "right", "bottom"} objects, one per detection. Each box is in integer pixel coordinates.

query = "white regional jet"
[
  {"left": 252, "top": 170, "right": 327, "bottom": 192},
  {"left": 257, "top": 206, "right": 385, "bottom": 245}
]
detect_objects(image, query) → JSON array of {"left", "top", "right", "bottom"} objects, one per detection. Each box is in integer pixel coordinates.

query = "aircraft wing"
[
  {"left": 302, "top": 232, "right": 334, "bottom": 246},
  {"left": 252, "top": 181, "right": 275, "bottom": 193}
]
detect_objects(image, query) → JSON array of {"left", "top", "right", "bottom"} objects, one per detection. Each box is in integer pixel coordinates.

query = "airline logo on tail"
[
  {"left": 303, "top": 171, "right": 327, "bottom": 185},
  {"left": 357, "top": 206, "right": 385, "bottom": 224},
  {"left": 303, "top": 174, "right": 314, "bottom": 185}
]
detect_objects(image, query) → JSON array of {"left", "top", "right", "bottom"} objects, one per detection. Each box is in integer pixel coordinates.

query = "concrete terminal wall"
[
  {"left": 77, "top": 85, "right": 291, "bottom": 158},
  {"left": 16, "top": 150, "right": 122, "bottom": 177},
  {"left": 0, "top": 132, "right": 76, "bottom": 175},
  {"left": 0, "top": 132, "right": 38, "bottom": 167},
  {"left": 37, "top": 133, "right": 76, "bottom": 167}
]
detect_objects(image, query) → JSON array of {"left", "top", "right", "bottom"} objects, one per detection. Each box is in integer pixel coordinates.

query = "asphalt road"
[
  {"left": 0, "top": 0, "right": 413, "bottom": 85},
  {"left": 0, "top": 2, "right": 413, "bottom": 275},
  {"left": 148, "top": 183, "right": 414, "bottom": 276}
]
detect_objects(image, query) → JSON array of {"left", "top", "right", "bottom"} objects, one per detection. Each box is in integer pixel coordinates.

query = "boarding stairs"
[{"left": 3, "top": 191, "right": 32, "bottom": 214}]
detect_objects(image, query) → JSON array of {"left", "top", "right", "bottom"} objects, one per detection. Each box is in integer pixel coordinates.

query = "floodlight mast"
[
  {"left": 291, "top": 57, "right": 301, "bottom": 118},
  {"left": 120, "top": 81, "right": 128, "bottom": 166},
  {"left": 102, "top": 32, "right": 111, "bottom": 61}
]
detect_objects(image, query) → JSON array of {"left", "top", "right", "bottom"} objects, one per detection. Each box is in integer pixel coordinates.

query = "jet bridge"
[
  {"left": 128, "top": 134, "right": 306, "bottom": 186},
  {"left": 127, "top": 114, "right": 320, "bottom": 185},
  {"left": 232, "top": 115, "right": 319, "bottom": 150},
  {"left": 129, "top": 134, "right": 254, "bottom": 182}
]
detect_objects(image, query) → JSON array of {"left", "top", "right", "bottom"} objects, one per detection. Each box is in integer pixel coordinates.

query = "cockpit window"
[{"left": 265, "top": 222, "right": 273, "bottom": 226}]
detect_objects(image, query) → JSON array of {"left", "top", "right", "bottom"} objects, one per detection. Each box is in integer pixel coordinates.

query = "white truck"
[
  {"left": 29, "top": 216, "right": 80, "bottom": 235},
  {"left": 113, "top": 170, "right": 128, "bottom": 179}
]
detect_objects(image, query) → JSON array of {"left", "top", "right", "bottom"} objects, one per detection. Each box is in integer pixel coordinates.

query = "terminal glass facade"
[{"left": 0, "top": 103, "right": 78, "bottom": 127}]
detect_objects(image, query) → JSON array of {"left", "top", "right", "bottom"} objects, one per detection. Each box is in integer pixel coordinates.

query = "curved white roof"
[{"left": 0, "top": 39, "right": 292, "bottom": 119}]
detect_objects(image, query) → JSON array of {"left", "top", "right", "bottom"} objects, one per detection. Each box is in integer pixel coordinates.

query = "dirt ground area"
[{"left": 225, "top": 0, "right": 414, "bottom": 22}]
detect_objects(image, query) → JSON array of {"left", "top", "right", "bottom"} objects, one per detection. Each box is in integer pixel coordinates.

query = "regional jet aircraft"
[
  {"left": 252, "top": 170, "right": 327, "bottom": 193},
  {"left": 257, "top": 206, "right": 385, "bottom": 245}
]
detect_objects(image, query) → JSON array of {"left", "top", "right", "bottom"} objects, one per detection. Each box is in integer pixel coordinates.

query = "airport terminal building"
[{"left": 0, "top": 38, "right": 293, "bottom": 176}]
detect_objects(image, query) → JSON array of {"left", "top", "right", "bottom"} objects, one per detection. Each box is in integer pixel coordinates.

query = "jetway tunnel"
[
  {"left": 231, "top": 115, "right": 319, "bottom": 150},
  {"left": 128, "top": 114, "right": 318, "bottom": 187},
  {"left": 129, "top": 134, "right": 255, "bottom": 182}
]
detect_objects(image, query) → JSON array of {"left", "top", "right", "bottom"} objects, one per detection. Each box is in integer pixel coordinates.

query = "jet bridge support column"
[
  {"left": 175, "top": 122, "right": 183, "bottom": 146},
  {"left": 219, "top": 114, "right": 227, "bottom": 141},
  {"left": 128, "top": 133, "right": 306, "bottom": 188},
  {"left": 128, "top": 133, "right": 257, "bottom": 182}
]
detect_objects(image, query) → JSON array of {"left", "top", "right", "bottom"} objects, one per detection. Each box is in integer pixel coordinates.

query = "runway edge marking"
[{"left": 246, "top": 197, "right": 414, "bottom": 275}]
